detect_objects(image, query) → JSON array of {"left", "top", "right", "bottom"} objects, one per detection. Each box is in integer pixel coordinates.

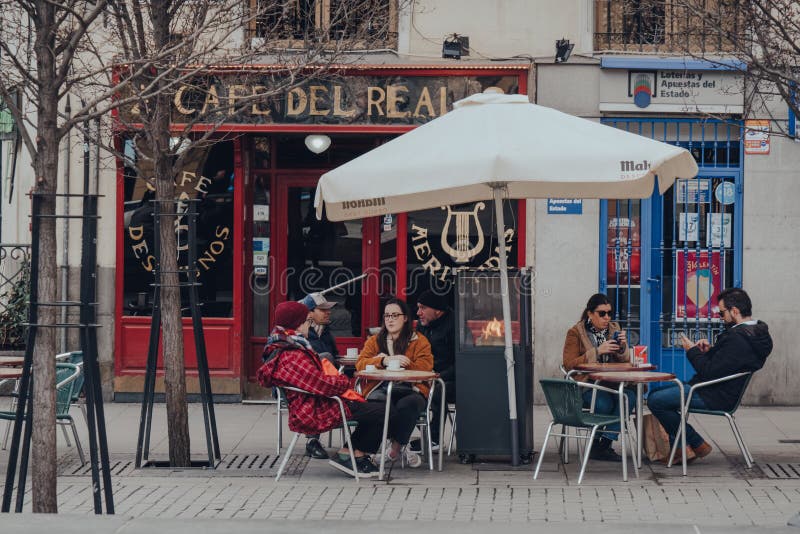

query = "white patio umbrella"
[{"left": 314, "top": 92, "right": 698, "bottom": 463}]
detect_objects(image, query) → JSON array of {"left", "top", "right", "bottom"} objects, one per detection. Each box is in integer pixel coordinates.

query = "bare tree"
[
  {"left": 107, "top": 0, "right": 402, "bottom": 467},
  {"left": 668, "top": 0, "right": 800, "bottom": 134},
  {"left": 0, "top": 0, "right": 112, "bottom": 512}
]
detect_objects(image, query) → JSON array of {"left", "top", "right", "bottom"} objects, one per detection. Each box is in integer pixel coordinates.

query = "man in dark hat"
[
  {"left": 300, "top": 292, "right": 338, "bottom": 363},
  {"left": 299, "top": 292, "right": 339, "bottom": 459},
  {"left": 414, "top": 290, "right": 455, "bottom": 451},
  {"left": 257, "top": 301, "right": 384, "bottom": 478}
]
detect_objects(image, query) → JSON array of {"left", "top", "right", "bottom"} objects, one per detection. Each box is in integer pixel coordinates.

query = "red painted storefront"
[{"left": 114, "top": 65, "right": 529, "bottom": 400}]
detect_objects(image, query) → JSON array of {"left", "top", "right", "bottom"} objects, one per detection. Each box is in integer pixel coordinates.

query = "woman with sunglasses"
[
  {"left": 562, "top": 293, "right": 633, "bottom": 462},
  {"left": 356, "top": 298, "right": 433, "bottom": 468}
]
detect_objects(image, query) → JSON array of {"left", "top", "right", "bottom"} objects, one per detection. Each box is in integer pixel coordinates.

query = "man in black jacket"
[
  {"left": 648, "top": 288, "right": 773, "bottom": 462},
  {"left": 415, "top": 290, "right": 455, "bottom": 450}
]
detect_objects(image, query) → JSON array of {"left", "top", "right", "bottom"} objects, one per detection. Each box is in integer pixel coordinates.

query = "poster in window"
[
  {"left": 606, "top": 217, "right": 640, "bottom": 284},
  {"left": 678, "top": 212, "right": 699, "bottom": 242},
  {"left": 675, "top": 251, "right": 721, "bottom": 319},
  {"left": 706, "top": 213, "right": 731, "bottom": 248}
]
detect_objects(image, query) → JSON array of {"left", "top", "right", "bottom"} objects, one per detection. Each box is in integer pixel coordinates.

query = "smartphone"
[{"left": 612, "top": 331, "right": 621, "bottom": 342}]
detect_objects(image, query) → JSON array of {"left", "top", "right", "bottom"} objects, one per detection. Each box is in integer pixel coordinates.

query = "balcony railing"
[
  {"left": 594, "top": 0, "right": 744, "bottom": 54},
  {"left": 0, "top": 244, "right": 31, "bottom": 350}
]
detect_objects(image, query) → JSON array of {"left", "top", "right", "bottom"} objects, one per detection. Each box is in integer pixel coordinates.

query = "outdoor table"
[
  {"left": 574, "top": 362, "right": 655, "bottom": 373},
  {"left": 0, "top": 356, "right": 24, "bottom": 367},
  {"left": 355, "top": 369, "right": 445, "bottom": 480},
  {"left": 335, "top": 356, "right": 359, "bottom": 373},
  {"left": 589, "top": 371, "right": 687, "bottom": 477}
]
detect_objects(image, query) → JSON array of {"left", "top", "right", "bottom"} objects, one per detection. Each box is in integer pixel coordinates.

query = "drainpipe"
[{"left": 59, "top": 97, "right": 71, "bottom": 352}]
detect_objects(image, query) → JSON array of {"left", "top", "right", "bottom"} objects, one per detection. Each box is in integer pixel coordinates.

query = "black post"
[{"left": 135, "top": 198, "right": 219, "bottom": 468}]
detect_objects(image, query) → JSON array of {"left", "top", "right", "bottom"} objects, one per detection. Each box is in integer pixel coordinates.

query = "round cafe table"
[
  {"left": 574, "top": 362, "right": 655, "bottom": 373},
  {"left": 335, "top": 356, "right": 359, "bottom": 373},
  {"left": 589, "top": 371, "right": 687, "bottom": 477},
  {"left": 355, "top": 369, "right": 445, "bottom": 480}
]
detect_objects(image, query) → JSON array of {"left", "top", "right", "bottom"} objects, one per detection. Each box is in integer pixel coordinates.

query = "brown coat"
[
  {"left": 356, "top": 333, "right": 434, "bottom": 398},
  {"left": 562, "top": 320, "right": 628, "bottom": 381}
]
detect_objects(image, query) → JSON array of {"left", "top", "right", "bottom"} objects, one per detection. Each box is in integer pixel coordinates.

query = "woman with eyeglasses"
[
  {"left": 356, "top": 298, "right": 433, "bottom": 468},
  {"left": 562, "top": 293, "right": 632, "bottom": 462}
]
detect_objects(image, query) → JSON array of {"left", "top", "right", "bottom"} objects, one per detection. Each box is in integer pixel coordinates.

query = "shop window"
[
  {"left": 122, "top": 140, "right": 235, "bottom": 318},
  {"left": 406, "top": 200, "right": 519, "bottom": 309},
  {"left": 251, "top": 172, "right": 271, "bottom": 336},
  {"left": 249, "top": 0, "right": 397, "bottom": 48}
]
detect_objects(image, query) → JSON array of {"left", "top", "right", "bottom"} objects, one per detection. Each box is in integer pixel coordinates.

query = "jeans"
[
  {"left": 582, "top": 388, "right": 636, "bottom": 441},
  {"left": 646, "top": 383, "right": 708, "bottom": 449},
  {"left": 387, "top": 389, "right": 427, "bottom": 445}
]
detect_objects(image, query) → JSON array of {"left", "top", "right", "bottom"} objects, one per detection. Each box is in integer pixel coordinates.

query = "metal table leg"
[
  {"left": 636, "top": 383, "right": 644, "bottom": 468},
  {"left": 436, "top": 378, "right": 445, "bottom": 471},
  {"left": 378, "top": 382, "right": 394, "bottom": 481},
  {"left": 618, "top": 383, "right": 627, "bottom": 482},
  {"left": 674, "top": 378, "right": 687, "bottom": 475}
]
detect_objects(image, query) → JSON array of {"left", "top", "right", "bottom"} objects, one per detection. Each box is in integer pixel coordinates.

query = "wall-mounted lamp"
[
  {"left": 305, "top": 134, "right": 331, "bottom": 154},
  {"left": 442, "top": 34, "right": 469, "bottom": 60},
  {"left": 554, "top": 38, "right": 574, "bottom": 64}
]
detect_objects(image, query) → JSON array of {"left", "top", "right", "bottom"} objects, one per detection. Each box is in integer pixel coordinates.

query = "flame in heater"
[{"left": 481, "top": 317, "right": 504, "bottom": 339}]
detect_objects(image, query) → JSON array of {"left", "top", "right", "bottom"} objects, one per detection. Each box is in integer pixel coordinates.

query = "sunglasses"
[{"left": 594, "top": 310, "right": 613, "bottom": 318}]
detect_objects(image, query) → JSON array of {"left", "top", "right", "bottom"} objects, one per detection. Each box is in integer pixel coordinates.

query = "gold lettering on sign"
[
  {"left": 251, "top": 86, "right": 271, "bottom": 116},
  {"left": 386, "top": 85, "right": 410, "bottom": 119},
  {"left": 227, "top": 84, "right": 249, "bottom": 115},
  {"left": 174, "top": 85, "right": 196, "bottom": 115},
  {"left": 367, "top": 87, "right": 386, "bottom": 116},
  {"left": 287, "top": 88, "right": 307, "bottom": 116},
  {"left": 333, "top": 85, "right": 355, "bottom": 117},
  {"left": 309, "top": 86, "right": 329, "bottom": 116},
  {"left": 201, "top": 85, "right": 220, "bottom": 115},
  {"left": 414, "top": 87, "right": 435, "bottom": 118},
  {"left": 439, "top": 87, "right": 447, "bottom": 116}
]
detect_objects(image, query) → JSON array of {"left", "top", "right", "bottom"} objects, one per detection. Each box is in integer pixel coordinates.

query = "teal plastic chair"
[
  {"left": 0, "top": 362, "right": 85, "bottom": 464},
  {"left": 534, "top": 378, "right": 635, "bottom": 484},
  {"left": 667, "top": 372, "right": 754, "bottom": 468}
]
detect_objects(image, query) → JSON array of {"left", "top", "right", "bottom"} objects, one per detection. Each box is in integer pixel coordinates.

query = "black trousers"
[{"left": 345, "top": 400, "right": 389, "bottom": 453}]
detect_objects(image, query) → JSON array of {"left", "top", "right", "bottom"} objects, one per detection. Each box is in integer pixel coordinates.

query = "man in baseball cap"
[{"left": 299, "top": 292, "right": 339, "bottom": 459}]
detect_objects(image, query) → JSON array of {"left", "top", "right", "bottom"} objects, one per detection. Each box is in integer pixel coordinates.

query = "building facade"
[{"left": 1, "top": 0, "right": 796, "bottom": 404}]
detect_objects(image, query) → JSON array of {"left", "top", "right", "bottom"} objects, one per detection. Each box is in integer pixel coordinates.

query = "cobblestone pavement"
[{"left": 2, "top": 403, "right": 800, "bottom": 528}]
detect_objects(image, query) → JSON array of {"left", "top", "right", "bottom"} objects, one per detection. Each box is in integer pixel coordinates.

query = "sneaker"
[
  {"left": 328, "top": 455, "right": 378, "bottom": 478},
  {"left": 403, "top": 448, "right": 423, "bottom": 468},
  {"left": 305, "top": 438, "right": 329, "bottom": 459}
]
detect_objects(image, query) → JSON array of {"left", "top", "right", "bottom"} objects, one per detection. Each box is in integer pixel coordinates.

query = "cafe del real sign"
[{"left": 121, "top": 73, "right": 521, "bottom": 126}]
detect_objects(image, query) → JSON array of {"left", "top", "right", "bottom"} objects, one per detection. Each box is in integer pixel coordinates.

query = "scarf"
[
  {"left": 263, "top": 326, "right": 316, "bottom": 364},
  {"left": 585, "top": 318, "right": 609, "bottom": 348}
]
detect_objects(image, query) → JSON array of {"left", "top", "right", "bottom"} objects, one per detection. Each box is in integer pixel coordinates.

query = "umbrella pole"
[{"left": 492, "top": 185, "right": 520, "bottom": 466}]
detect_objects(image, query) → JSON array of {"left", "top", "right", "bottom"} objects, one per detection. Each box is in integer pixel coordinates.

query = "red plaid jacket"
[{"left": 257, "top": 344, "right": 354, "bottom": 435}]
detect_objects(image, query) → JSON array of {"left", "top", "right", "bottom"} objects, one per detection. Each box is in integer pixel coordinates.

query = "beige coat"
[{"left": 562, "top": 320, "right": 628, "bottom": 381}]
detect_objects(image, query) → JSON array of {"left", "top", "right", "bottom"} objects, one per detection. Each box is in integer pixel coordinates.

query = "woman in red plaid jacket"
[{"left": 257, "top": 301, "right": 386, "bottom": 477}]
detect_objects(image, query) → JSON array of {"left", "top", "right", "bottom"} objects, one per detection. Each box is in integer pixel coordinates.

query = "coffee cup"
[
  {"left": 386, "top": 359, "right": 402, "bottom": 371},
  {"left": 365, "top": 364, "right": 376, "bottom": 372},
  {"left": 346, "top": 347, "right": 358, "bottom": 358}
]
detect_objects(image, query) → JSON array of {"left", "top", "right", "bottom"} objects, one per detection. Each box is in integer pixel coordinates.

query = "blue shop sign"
[{"left": 547, "top": 198, "right": 583, "bottom": 214}]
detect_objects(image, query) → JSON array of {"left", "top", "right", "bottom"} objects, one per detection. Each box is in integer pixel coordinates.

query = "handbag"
[{"left": 642, "top": 413, "right": 696, "bottom": 462}]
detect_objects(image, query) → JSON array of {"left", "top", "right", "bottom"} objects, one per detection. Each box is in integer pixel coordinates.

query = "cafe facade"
[{"left": 114, "top": 64, "right": 531, "bottom": 400}]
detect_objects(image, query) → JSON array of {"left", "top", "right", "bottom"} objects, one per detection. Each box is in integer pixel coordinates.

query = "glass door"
[{"left": 273, "top": 174, "right": 366, "bottom": 344}]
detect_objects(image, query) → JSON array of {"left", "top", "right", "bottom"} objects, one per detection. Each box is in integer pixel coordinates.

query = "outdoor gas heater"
[{"left": 454, "top": 268, "right": 534, "bottom": 464}]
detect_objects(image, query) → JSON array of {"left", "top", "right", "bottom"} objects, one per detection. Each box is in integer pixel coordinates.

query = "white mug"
[
  {"left": 365, "top": 364, "right": 376, "bottom": 372},
  {"left": 346, "top": 347, "right": 358, "bottom": 358},
  {"left": 386, "top": 359, "right": 402, "bottom": 371}
]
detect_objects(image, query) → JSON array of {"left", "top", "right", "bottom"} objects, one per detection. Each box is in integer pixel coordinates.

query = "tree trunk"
[
  {"left": 31, "top": 16, "right": 60, "bottom": 510},
  {"left": 153, "top": 100, "right": 191, "bottom": 468}
]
